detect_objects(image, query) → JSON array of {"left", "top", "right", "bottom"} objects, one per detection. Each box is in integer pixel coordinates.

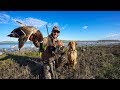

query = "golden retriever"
[{"left": 67, "top": 41, "right": 78, "bottom": 70}]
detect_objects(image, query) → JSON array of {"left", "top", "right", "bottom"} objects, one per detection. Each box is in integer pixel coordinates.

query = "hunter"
[
  {"left": 42, "top": 26, "right": 64, "bottom": 60},
  {"left": 40, "top": 26, "right": 65, "bottom": 79}
]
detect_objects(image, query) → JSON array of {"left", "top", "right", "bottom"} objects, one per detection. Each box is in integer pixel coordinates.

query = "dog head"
[{"left": 68, "top": 41, "right": 77, "bottom": 50}]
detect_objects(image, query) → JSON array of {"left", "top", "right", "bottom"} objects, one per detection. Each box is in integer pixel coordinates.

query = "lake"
[
  {"left": 0, "top": 41, "right": 120, "bottom": 51},
  {"left": 0, "top": 42, "right": 36, "bottom": 52}
]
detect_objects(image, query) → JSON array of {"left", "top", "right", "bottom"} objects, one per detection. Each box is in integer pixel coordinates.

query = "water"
[
  {"left": 0, "top": 41, "right": 120, "bottom": 51},
  {"left": 77, "top": 41, "right": 120, "bottom": 46},
  {"left": 0, "top": 43, "right": 35, "bottom": 51},
  {"left": 0, "top": 43, "right": 34, "bottom": 49}
]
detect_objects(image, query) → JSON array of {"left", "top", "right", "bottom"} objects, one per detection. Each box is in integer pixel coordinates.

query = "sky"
[{"left": 0, "top": 11, "right": 120, "bottom": 42}]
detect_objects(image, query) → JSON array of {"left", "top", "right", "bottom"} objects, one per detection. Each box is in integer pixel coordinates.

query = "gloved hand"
[
  {"left": 39, "top": 41, "right": 44, "bottom": 52},
  {"left": 57, "top": 40, "right": 64, "bottom": 47}
]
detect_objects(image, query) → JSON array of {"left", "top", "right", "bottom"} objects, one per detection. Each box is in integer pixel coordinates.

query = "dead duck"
[{"left": 8, "top": 21, "right": 43, "bottom": 51}]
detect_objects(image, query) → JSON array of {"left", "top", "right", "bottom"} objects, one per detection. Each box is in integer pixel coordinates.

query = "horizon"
[
  {"left": 0, "top": 39, "right": 120, "bottom": 43},
  {"left": 0, "top": 11, "right": 120, "bottom": 42}
]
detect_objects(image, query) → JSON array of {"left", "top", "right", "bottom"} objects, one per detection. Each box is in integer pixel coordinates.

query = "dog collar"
[{"left": 70, "top": 49, "right": 77, "bottom": 52}]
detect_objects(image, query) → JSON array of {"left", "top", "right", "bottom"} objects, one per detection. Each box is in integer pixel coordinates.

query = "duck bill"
[{"left": 7, "top": 33, "right": 19, "bottom": 38}]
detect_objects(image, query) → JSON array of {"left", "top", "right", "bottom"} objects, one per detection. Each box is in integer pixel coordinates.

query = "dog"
[{"left": 67, "top": 41, "right": 78, "bottom": 70}]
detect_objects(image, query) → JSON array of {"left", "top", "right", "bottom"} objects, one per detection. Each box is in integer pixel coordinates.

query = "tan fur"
[{"left": 67, "top": 41, "right": 77, "bottom": 70}]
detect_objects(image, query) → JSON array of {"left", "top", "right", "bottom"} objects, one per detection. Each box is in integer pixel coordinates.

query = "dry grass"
[
  {"left": 0, "top": 45, "right": 120, "bottom": 79},
  {"left": 0, "top": 51, "right": 43, "bottom": 79}
]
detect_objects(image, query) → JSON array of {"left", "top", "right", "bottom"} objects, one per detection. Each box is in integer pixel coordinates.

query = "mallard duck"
[{"left": 8, "top": 21, "right": 43, "bottom": 51}]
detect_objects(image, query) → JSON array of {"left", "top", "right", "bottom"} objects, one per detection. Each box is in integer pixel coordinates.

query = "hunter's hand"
[{"left": 57, "top": 41, "right": 64, "bottom": 46}]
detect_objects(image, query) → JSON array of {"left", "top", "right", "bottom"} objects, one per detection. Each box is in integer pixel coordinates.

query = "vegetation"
[{"left": 0, "top": 45, "right": 120, "bottom": 79}]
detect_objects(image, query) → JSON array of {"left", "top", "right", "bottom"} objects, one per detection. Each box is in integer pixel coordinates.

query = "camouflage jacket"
[{"left": 42, "top": 34, "right": 64, "bottom": 61}]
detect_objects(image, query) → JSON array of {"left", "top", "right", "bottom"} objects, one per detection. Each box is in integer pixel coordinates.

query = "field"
[{"left": 0, "top": 45, "right": 120, "bottom": 79}]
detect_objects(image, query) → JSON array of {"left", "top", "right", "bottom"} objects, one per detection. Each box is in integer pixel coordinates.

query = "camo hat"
[{"left": 52, "top": 26, "right": 60, "bottom": 33}]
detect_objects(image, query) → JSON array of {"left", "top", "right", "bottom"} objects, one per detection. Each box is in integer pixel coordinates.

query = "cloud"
[
  {"left": 61, "top": 24, "right": 68, "bottom": 30},
  {"left": 105, "top": 33, "right": 120, "bottom": 40},
  {"left": 47, "top": 22, "right": 60, "bottom": 28},
  {"left": 47, "top": 23, "right": 53, "bottom": 28},
  {"left": 12, "top": 17, "right": 47, "bottom": 28},
  {"left": 12, "top": 18, "right": 62, "bottom": 30},
  {"left": 47, "top": 22, "right": 68, "bottom": 29},
  {"left": 47, "top": 23, "right": 68, "bottom": 31},
  {"left": 0, "top": 13, "right": 10, "bottom": 24},
  {"left": 52, "top": 22, "right": 59, "bottom": 26},
  {"left": 0, "top": 12, "right": 67, "bottom": 31},
  {"left": 82, "top": 26, "right": 88, "bottom": 30}
]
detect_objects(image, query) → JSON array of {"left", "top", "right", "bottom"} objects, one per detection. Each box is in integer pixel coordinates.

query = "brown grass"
[{"left": 0, "top": 45, "right": 120, "bottom": 79}]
